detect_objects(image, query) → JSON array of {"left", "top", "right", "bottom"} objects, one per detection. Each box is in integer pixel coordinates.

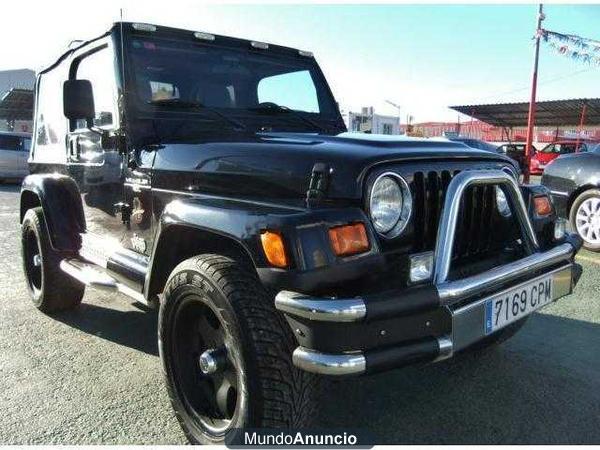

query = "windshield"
[
  {"left": 540, "top": 143, "right": 578, "bottom": 154},
  {"left": 0, "top": 134, "right": 29, "bottom": 151},
  {"left": 469, "top": 139, "right": 498, "bottom": 152},
  {"left": 128, "top": 36, "right": 341, "bottom": 132},
  {"left": 451, "top": 138, "right": 498, "bottom": 152},
  {"left": 503, "top": 144, "right": 526, "bottom": 152}
]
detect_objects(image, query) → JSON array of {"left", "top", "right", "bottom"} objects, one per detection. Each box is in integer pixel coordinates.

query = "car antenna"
[
  {"left": 119, "top": 9, "right": 126, "bottom": 91},
  {"left": 118, "top": 9, "right": 128, "bottom": 148}
]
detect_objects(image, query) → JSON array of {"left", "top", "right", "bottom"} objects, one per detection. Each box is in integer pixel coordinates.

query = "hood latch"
[{"left": 306, "top": 162, "right": 332, "bottom": 208}]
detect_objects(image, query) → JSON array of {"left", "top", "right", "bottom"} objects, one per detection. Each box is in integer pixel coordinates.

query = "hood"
[
  {"left": 150, "top": 131, "right": 516, "bottom": 203},
  {"left": 534, "top": 151, "right": 559, "bottom": 163}
]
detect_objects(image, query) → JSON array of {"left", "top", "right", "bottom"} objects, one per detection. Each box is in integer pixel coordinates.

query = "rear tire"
[
  {"left": 21, "top": 207, "right": 85, "bottom": 312},
  {"left": 569, "top": 189, "right": 600, "bottom": 252},
  {"left": 159, "top": 254, "right": 318, "bottom": 444}
]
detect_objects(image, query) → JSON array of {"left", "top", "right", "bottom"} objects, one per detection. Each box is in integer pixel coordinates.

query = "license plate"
[
  {"left": 484, "top": 275, "right": 553, "bottom": 334},
  {"left": 538, "top": 164, "right": 546, "bottom": 169}
]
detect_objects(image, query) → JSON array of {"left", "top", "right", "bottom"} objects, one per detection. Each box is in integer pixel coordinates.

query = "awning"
[
  {"left": 450, "top": 98, "right": 600, "bottom": 128},
  {"left": 0, "top": 88, "right": 34, "bottom": 121}
]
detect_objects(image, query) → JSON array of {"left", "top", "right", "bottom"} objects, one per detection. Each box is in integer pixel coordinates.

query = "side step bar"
[{"left": 59, "top": 259, "right": 151, "bottom": 307}]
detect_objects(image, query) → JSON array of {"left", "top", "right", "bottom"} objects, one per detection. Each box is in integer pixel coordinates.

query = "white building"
[{"left": 346, "top": 107, "right": 402, "bottom": 135}]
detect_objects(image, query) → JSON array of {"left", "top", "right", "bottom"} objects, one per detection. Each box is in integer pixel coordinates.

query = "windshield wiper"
[
  {"left": 247, "top": 102, "right": 328, "bottom": 133},
  {"left": 147, "top": 98, "right": 246, "bottom": 131}
]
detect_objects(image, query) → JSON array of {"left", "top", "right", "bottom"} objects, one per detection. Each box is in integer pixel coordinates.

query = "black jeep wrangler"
[{"left": 20, "top": 22, "right": 582, "bottom": 444}]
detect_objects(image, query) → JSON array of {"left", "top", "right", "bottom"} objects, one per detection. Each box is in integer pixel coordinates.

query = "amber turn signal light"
[
  {"left": 534, "top": 196, "right": 553, "bottom": 216},
  {"left": 260, "top": 231, "right": 289, "bottom": 268},
  {"left": 328, "top": 223, "right": 370, "bottom": 257}
]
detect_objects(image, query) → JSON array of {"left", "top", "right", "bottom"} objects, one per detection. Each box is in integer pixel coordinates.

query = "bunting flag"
[{"left": 540, "top": 30, "right": 600, "bottom": 66}]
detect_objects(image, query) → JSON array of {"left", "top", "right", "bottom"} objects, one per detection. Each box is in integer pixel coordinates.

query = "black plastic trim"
[
  {"left": 365, "top": 284, "right": 440, "bottom": 320},
  {"left": 364, "top": 337, "right": 440, "bottom": 374}
]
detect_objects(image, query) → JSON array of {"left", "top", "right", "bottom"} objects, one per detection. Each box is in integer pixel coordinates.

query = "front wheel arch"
[
  {"left": 146, "top": 225, "right": 257, "bottom": 299},
  {"left": 567, "top": 183, "right": 600, "bottom": 217}
]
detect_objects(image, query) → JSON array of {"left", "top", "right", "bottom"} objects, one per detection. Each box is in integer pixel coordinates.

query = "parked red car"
[{"left": 530, "top": 140, "right": 593, "bottom": 175}]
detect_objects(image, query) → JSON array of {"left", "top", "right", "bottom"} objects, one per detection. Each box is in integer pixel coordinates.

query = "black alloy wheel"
[
  {"left": 170, "top": 295, "right": 242, "bottom": 434},
  {"left": 20, "top": 207, "right": 84, "bottom": 312}
]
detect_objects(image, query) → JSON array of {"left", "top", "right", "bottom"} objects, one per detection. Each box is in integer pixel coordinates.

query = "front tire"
[
  {"left": 21, "top": 207, "right": 85, "bottom": 312},
  {"left": 570, "top": 189, "right": 600, "bottom": 252},
  {"left": 159, "top": 254, "right": 318, "bottom": 444}
]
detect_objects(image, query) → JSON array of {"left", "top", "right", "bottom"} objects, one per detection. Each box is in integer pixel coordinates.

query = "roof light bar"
[
  {"left": 132, "top": 23, "right": 157, "bottom": 32},
  {"left": 194, "top": 31, "right": 215, "bottom": 41},
  {"left": 298, "top": 50, "right": 314, "bottom": 58},
  {"left": 251, "top": 41, "right": 269, "bottom": 50}
]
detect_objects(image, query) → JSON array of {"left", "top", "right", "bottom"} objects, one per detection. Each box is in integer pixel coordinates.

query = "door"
[
  {"left": 0, "top": 134, "right": 29, "bottom": 177},
  {"left": 66, "top": 42, "right": 152, "bottom": 267},
  {"left": 19, "top": 137, "right": 31, "bottom": 176}
]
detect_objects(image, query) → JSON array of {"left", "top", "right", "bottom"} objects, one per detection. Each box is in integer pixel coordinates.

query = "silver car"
[{"left": 0, "top": 131, "right": 31, "bottom": 181}]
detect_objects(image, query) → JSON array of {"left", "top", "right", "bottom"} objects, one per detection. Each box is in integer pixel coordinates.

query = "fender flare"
[
  {"left": 20, "top": 174, "right": 85, "bottom": 252},
  {"left": 144, "top": 196, "right": 382, "bottom": 298},
  {"left": 145, "top": 197, "right": 293, "bottom": 279},
  {"left": 145, "top": 197, "right": 299, "bottom": 298}
]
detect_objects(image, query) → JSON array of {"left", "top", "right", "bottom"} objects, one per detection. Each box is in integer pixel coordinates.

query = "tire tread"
[{"left": 162, "top": 253, "right": 319, "bottom": 442}]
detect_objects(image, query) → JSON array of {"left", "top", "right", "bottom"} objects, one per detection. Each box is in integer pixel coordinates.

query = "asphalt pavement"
[{"left": 1, "top": 182, "right": 599, "bottom": 444}]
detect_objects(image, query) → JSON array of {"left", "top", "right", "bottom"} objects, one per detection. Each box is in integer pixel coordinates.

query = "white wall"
[
  {"left": 371, "top": 114, "right": 400, "bottom": 135},
  {"left": 347, "top": 110, "right": 402, "bottom": 135}
]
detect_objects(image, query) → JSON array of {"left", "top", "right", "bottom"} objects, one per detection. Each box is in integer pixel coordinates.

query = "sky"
[{"left": 1, "top": 1, "right": 599, "bottom": 122}]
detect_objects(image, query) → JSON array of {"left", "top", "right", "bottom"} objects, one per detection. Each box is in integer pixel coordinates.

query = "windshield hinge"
[{"left": 306, "top": 162, "right": 332, "bottom": 208}]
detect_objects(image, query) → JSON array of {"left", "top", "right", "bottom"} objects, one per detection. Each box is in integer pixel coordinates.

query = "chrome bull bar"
[
  {"left": 275, "top": 169, "right": 578, "bottom": 375},
  {"left": 434, "top": 169, "right": 564, "bottom": 305},
  {"left": 433, "top": 170, "right": 539, "bottom": 287}
]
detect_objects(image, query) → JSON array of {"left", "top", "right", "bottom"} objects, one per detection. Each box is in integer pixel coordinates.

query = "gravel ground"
[{"left": 1, "top": 182, "right": 599, "bottom": 444}]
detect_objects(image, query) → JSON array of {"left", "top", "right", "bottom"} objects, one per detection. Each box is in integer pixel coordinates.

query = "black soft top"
[{"left": 40, "top": 22, "right": 313, "bottom": 75}]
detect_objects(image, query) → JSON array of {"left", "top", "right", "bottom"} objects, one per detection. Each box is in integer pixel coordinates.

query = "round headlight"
[
  {"left": 496, "top": 186, "right": 512, "bottom": 217},
  {"left": 369, "top": 173, "right": 412, "bottom": 237}
]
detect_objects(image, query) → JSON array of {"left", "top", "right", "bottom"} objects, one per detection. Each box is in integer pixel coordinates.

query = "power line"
[{"left": 476, "top": 67, "right": 593, "bottom": 102}]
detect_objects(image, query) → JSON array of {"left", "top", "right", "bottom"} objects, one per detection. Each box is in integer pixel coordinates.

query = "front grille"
[
  {"left": 413, "top": 170, "right": 455, "bottom": 252},
  {"left": 412, "top": 169, "right": 520, "bottom": 263}
]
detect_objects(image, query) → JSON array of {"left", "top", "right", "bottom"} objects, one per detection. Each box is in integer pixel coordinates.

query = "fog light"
[
  {"left": 554, "top": 218, "right": 567, "bottom": 241},
  {"left": 410, "top": 251, "right": 434, "bottom": 283},
  {"left": 534, "top": 196, "right": 553, "bottom": 216}
]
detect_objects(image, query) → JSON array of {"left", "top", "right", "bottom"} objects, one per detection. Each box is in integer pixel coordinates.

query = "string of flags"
[{"left": 539, "top": 29, "right": 600, "bottom": 66}]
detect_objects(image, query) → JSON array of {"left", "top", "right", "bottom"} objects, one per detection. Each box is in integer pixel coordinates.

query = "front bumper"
[{"left": 275, "top": 169, "right": 583, "bottom": 375}]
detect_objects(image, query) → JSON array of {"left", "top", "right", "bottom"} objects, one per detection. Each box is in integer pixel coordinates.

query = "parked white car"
[{"left": 0, "top": 131, "right": 31, "bottom": 181}]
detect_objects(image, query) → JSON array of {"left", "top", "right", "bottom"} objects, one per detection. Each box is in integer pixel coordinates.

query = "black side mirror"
[{"left": 63, "top": 79, "right": 95, "bottom": 121}]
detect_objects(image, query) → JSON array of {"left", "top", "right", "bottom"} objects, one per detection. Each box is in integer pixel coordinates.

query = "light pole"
[{"left": 524, "top": 4, "right": 545, "bottom": 183}]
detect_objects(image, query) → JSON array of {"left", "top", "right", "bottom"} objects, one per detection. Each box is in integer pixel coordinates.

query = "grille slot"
[
  {"left": 412, "top": 170, "right": 518, "bottom": 262},
  {"left": 413, "top": 170, "right": 454, "bottom": 252}
]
